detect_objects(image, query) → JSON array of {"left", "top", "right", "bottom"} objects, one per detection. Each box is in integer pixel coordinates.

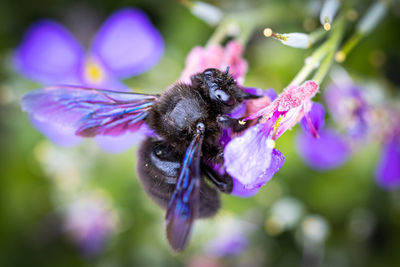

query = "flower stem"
[
  {"left": 289, "top": 42, "right": 329, "bottom": 86},
  {"left": 334, "top": 31, "right": 362, "bottom": 62},
  {"left": 206, "top": 3, "right": 293, "bottom": 47},
  {"left": 309, "top": 27, "right": 328, "bottom": 46},
  {"left": 289, "top": 14, "right": 346, "bottom": 86},
  {"left": 206, "top": 18, "right": 235, "bottom": 46},
  {"left": 313, "top": 15, "right": 345, "bottom": 83}
]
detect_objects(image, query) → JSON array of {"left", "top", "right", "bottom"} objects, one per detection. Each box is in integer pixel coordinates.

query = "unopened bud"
[
  {"left": 264, "top": 28, "right": 313, "bottom": 49},
  {"left": 357, "top": 1, "right": 387, "bottom": 35},
  {"left": 320, "top": 0, "right": 340, "bottom": 31}
]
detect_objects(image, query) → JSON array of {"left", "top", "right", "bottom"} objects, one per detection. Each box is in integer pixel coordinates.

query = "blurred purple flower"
[
  {"left": 375, "top": 136, "right": 400, "bottom": 189},
  {"left": 205, "top": 232, "right": 248, "bottom": 258},
  {"left": 296, "top": 128, "right": 351, "bottom": 170},
  {"left": 300, "top": 68, "right": 400, "bottom": 189},
  {"left": 324, "top": 82, "right": 370, "bottom": 139},
  {"left": 224, "top": 81, "right": 318, "bottom": 196},
  {"left": 296, "top": 102, "right": 351, "bottom": 170},
  {"left": 64, "top": 194, "right": 119, "bottom": 255},
  {"left": 204, "top": 216, "right": 254, "bottom": 258},
  {"left": 15, "top": 8, "right": 163, "bottom": 152}
]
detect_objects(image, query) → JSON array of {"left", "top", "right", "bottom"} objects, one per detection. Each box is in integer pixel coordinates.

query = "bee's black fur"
[
  {"left": 137, "top": 138, "right": 220, "bottom": 218},
  {"left": 145, "top": 68, "right": 251, "bottom": 162},
  {"left": 137, "top": 68, "right": 256, "bottom": 250}
]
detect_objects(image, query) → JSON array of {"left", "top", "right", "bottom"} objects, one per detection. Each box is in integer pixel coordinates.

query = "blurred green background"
[{"left": 1, "top": 0, "right": 400, "bottom": 266}]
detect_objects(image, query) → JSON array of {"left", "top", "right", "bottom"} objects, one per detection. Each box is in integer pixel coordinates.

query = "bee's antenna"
[{"left": 225, "top": 66, "right": 230, "bottom": 75}]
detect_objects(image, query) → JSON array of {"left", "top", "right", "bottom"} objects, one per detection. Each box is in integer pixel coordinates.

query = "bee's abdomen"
[{"left": 137, "top": 138, "right": 220, "bottom": 218}]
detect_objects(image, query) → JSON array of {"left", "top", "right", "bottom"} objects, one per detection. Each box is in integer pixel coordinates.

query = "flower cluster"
[
  {"left": 296, "top": 69, "right": 400, "bottom": 189},
  {"left": 224, "top": 81, "right": 319, "bottom": 196}
]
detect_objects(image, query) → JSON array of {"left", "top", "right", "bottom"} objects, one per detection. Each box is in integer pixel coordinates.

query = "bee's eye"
[
  {"left": 215, "top": 90, "right": 230, "bottom": 102},
  {"left": 214, "top": 89, "right": 234, "bottom": 106}
]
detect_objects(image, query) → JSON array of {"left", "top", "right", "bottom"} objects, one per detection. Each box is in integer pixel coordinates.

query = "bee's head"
[{"left": 191, "top": 67, "right": 253, "bottom": 113}]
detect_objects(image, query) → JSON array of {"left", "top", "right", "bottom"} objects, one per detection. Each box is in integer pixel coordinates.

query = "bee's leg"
[
  {"left": 217, "top": 115, "right": 249, "bottom": 132},
  {"left": 202, "top": 164, "right": 233, "bottom": 194}
]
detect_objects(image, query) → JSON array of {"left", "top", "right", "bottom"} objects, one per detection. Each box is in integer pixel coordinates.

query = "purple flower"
[
  {"left": 205, "top": 232, "right": 248, "bottom": 258},
  {"left": 225, "top": 123, "right": 285, "bottom": 197},
  {"left": 375, "top": 136, "right": 400, "bottom": 189},
  {"left": 15, "top": 8, "right": 163, "bottom": 152},
  {"left": 324, "top": 82, "right": 370, "bottom": 139},
  {"left": 296, "top": 128, "right": 350, "bottom": 170},
  {"left": 296, "top": 102, "right": 351, "bottom": 170},
  {"left": 224, "top": 81, "right": 318, "bottom": 196},
  {"left": 204, "top": 216, "right": 254, "bottom": 258},
  {"left": 64, "top": 194, "right": 119, "bottom": 255}
]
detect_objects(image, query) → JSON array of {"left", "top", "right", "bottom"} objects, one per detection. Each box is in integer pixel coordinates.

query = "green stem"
[
  {"left": 236, "top": 19, "right": 256, "bottom": 46},
  {"left": 289, "top": 14, "right": 346, "bottom": 86},
  {"left": 206, "top": 18, "right": 234, "bottom": 46},
  {"left": 206, "top": 3, "right": 297, "bottom": 47},
  {"left": 338, "top": 31, "right": 363, "bottom": 60},
  {"left": 205, "top": 14, "right": 260, "bottom": 47},
  {"left": 313, "top": 16, "right": 345, "bottom": 83},
  {"left": 289, "top": 42, "right": 329, "bottom": 86},
  {"left": 312, "top": 47, "right": 335, "bottom": 84},
  {"left": 309, "top": 27, "right": 327, "bottom": 46}
]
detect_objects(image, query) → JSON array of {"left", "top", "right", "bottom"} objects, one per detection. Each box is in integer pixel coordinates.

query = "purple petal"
[
  {"left": 224, "top": 124, "right": 271, "bottom": 186},
  {"left": 265, "top": 89, "right": 278, "bottom": 101},
  {"left": 375, "top": 137, "right": 400, "bottom": 189},
  {"left": 91, "top": 8, "right": 164, "bottom": 78},
  {"left": 231, "top": 178, "right": 261, "bottom": 197},
  {"left": 296, "top": 128, "right": 351, "bottom": 170},
  {"left": 244, "top": 87, "right": 277, "bottom": 100},
  {"left": 300, "top": 102, "right": 325, "bottom": 137},
  {"left": 14, "top": 20, "right": 83, "bottom": 84},
  {"left": 30, "top": 115, "right": 82, "bottom": 146},
  {"left": 224, "top": 123, "right": 284, "bottom": 196},
  {"left": 231, "top": 149, "right": 285, "bottom": 197}
]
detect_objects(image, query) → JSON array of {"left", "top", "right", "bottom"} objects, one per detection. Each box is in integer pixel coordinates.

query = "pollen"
[
  {"left": 271, "top": 116, "right": 282, "bottom": 140},
  {"left": 238, "top": 119, "right": 246, "bottom": 125},
  {"left": 323, "top": 22, "right": 331, "bottom": 31},
  {"left": 263, "top": 28, "right": 273, "bottom": 37},
  {"left": 85, "top": 57, "right": 105, "bottom": 83}
]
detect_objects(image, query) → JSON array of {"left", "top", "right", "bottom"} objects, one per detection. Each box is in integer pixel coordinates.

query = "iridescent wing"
[
  {"left": 21, "top": 85, "right": 159, "bottom": 137},
  {"left": 165, "top": 127, "right": 204, "bottom": 252}
]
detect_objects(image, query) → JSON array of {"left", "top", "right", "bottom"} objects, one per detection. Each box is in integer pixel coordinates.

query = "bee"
[{"left": 21, "top": 68, "right": 258, "bottom": 251}]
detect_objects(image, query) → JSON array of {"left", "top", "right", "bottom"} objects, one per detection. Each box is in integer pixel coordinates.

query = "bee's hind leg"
[{"left": 202, "top": 164, "right": 233, "bottom": 194}]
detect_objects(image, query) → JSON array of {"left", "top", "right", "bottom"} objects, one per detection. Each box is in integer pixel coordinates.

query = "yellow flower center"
[{"left": 84, "top": 57, "right": 105, "bottom": 84}]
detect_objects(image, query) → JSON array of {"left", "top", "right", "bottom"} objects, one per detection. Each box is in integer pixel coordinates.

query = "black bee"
[{"left": 21, "top": 67, "right": 257, "bottom": 251}]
